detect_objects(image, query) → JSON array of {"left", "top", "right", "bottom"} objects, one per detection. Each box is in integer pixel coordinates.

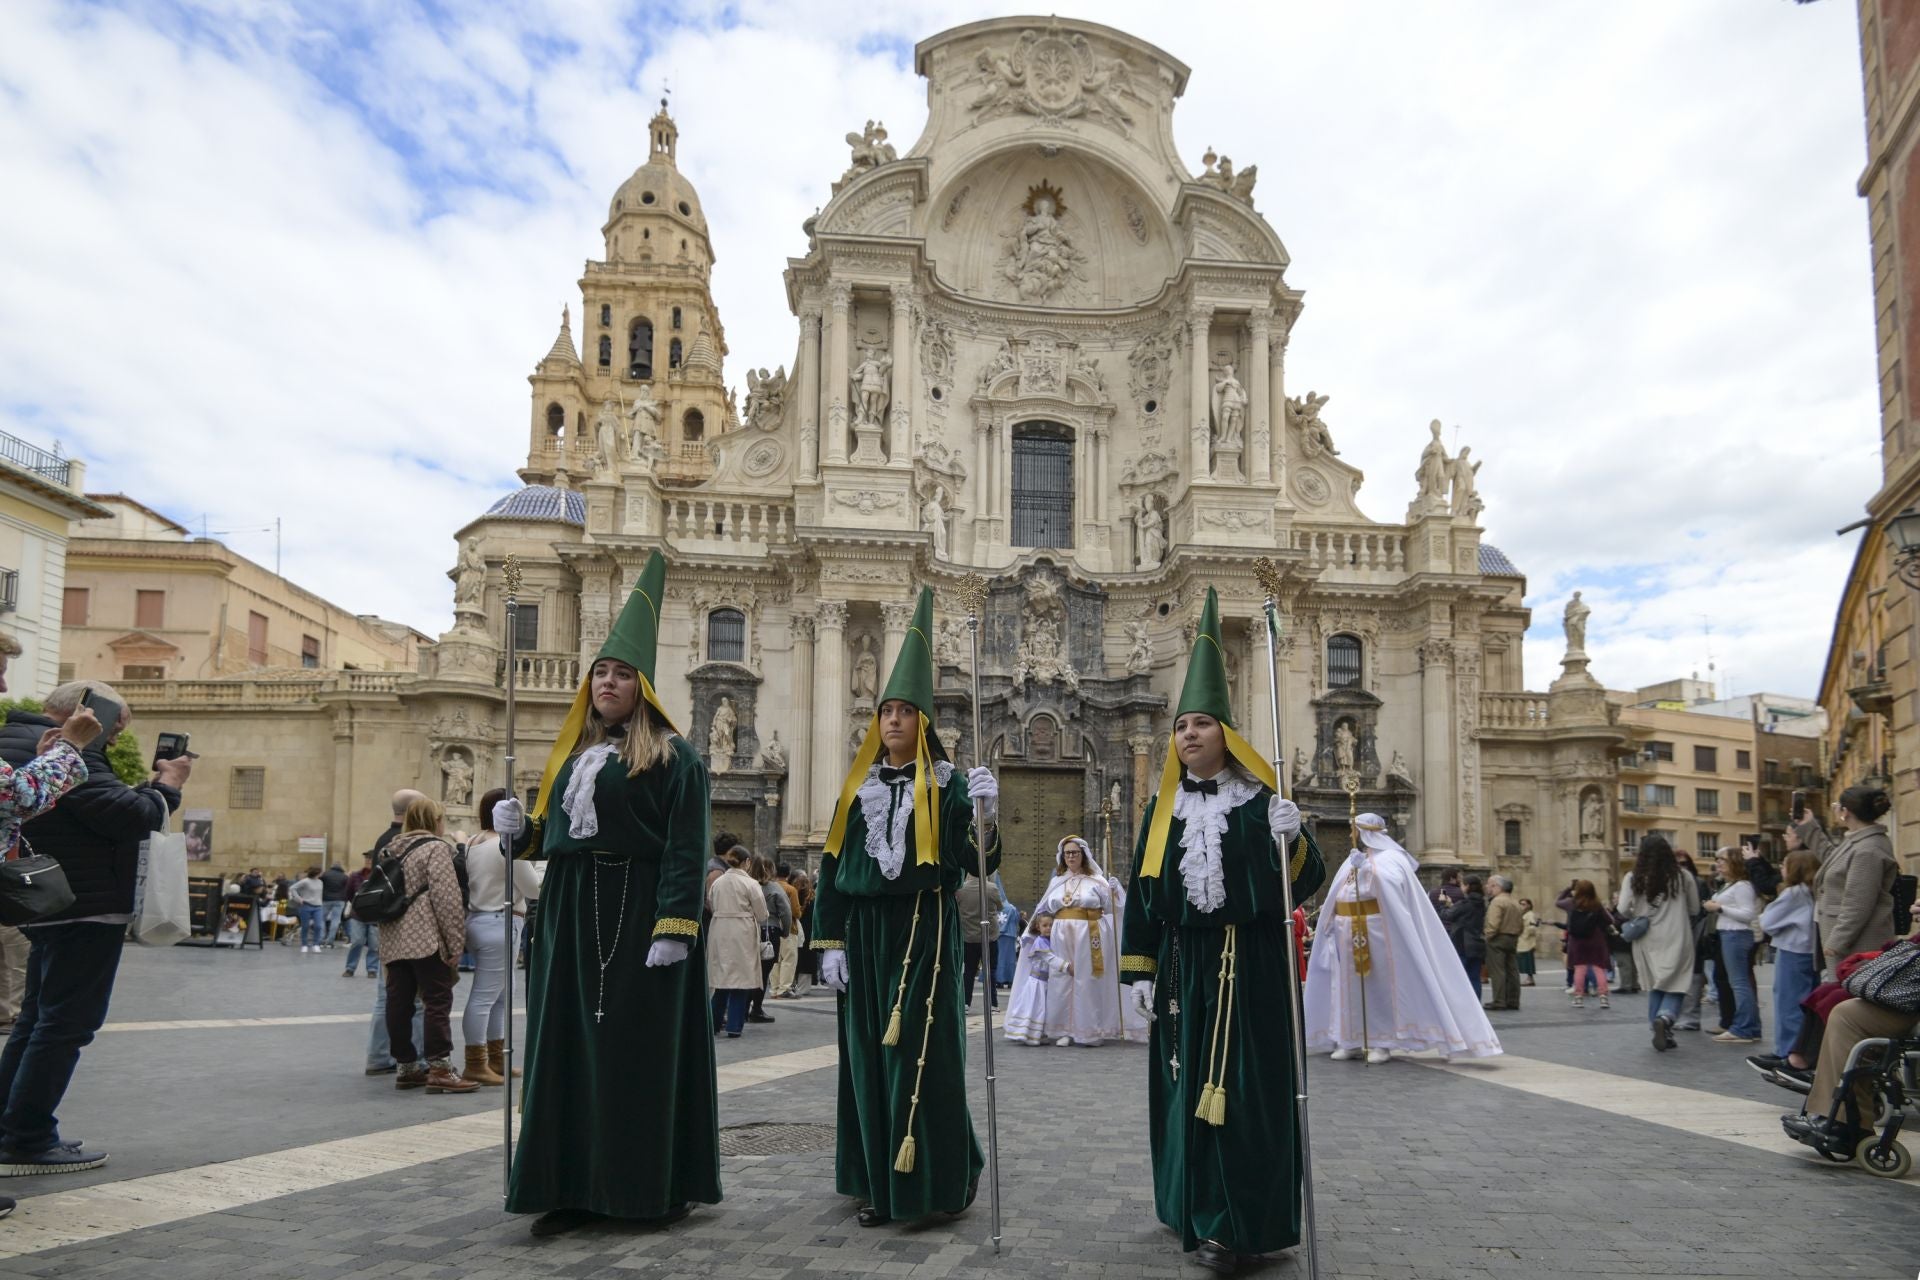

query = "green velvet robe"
[
  {"left": 1121, "top": 785, "right": 1326, "bottom": 1257},
  {"left": 813, "top": 763, "right": 1000, "bottom": 1220},
  {"left": 506, "top": 736, "right": 720, "bottom": 1218}
]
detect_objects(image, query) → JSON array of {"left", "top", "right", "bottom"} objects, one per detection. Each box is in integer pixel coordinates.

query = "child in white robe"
[{"left": 1003, "top": 913, "right": 1067, "bottom": 1044}]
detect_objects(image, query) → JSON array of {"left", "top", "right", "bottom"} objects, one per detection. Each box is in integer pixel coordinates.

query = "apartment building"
[{"left": 1615, "top": 681, "right": 1765, "bottom": 864}]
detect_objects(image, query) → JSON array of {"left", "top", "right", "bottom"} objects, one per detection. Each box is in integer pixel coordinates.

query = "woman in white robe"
[
  {"left": 1034, "top": 837, "right": 1123, "bottom": 1046},
  {"left": 1302, "top": 813, "right": 1501, "bottom": 1062}
]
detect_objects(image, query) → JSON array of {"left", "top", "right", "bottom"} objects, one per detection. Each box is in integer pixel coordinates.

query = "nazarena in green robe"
[
  {"left": 505, "top": 552, "right": 721, "bottom": 1225},
  {"left": 813, "top": 588, "right": 1000, "bottom": 1224},
  {"left": 1121, "top": 588, "right": 1326, "bottom": 1265}
]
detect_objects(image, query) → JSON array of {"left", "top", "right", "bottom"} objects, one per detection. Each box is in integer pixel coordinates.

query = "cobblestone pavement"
[{"left": 3, "top": 947, "right": 1917, "bottom": 1278}]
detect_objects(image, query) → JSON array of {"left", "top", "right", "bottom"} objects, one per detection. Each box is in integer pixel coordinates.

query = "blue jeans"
[
  {"left": 0, "top": 923, "right": 126, "bottom": 1153},
  {"left": 1720, "top": 929, "right": 1761, "bottom": 1039},
  {"left": 711, "top": 989, "right": 749, "bottom": 1035},
  {"left": 1461, "top": 953, "right": 1483, "bottom": 996},
  {"left": 367, "top": 974, "right": 426, "bottom": 1070},
  {"left": 462, "top": 911, "right": 522, "bottom": 1045},
  {"left": 297, "top": 903, "right": 324, "bottom": 948},
  {"left": 344, "top": 919, "right": 379, "bottom": 975},
  {"left": 322, "top": 901, "right": 345, "bottom": 945},
  {"left": 1646, "top": 988, "right": 1684, "bottom": 1027},
  {"left": 1771, "top": 948, "right": 1817, "bottom": 1055}
]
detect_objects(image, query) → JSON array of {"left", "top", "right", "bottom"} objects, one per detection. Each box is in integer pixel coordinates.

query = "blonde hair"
[
  {"left": 1782, "top": 850, "right": 1820, "bottom": 889},
  {"left": 401, "top": 795, "right": 447, "bottom": 836},
  {"left": 575, "top": 662, "right": 677, "bottom": 775},
  {"left": 1716, "top": 847, "right": 1749, "bottom": 881}
]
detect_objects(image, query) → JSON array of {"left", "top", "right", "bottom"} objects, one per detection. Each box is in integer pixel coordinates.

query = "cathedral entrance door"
[
  {"left": 711, "top": 802, "right": 757, "bottom": 851},
  {"left": 997, "top": 767, "right": 1084, "bottom": 912}
]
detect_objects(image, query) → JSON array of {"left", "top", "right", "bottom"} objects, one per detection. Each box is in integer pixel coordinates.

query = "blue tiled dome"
[
  {"left": 1478, "top": 543, "right": 1521, "bottom": 577},
  {"left": 483, "top": 486, "right": 585, "bottom": 526}
]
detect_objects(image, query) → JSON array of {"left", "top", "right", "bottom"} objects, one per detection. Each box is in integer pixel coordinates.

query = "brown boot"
[
  {"left": 425, "top": 1057, "right": 479, "bottom": 1094},
  {"left": 487, "top": 1039, "right": 521, "bottom": 1079},
  {"left": 395, "top": 1061, "right": 428, "bottom": 1090},
  {"left": 464, "top": 1044, "right": 504, "bottom": 1087}
]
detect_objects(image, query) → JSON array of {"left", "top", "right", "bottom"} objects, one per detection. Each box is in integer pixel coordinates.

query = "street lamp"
[{"left": 1887, "top": 508, "right": 1920, "bottom": 590}]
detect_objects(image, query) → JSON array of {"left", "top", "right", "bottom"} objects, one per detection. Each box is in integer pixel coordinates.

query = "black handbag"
[{"left": 0, "top": 852, "right": 75, "bottom": 926}]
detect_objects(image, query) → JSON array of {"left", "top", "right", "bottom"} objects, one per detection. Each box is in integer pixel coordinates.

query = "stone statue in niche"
[
  {"left": 1001, "top": 181, "right": 1085, "bottom": 303},
  {"left": 1415, "top": 419, "right": 1452, "bottom": 511},
  {"left": 843, "top": 120, "right": 897, "bottom": 175},
  {"left": 1564, "top": 591, "right": 1590, "bottom": 657},
  {"left": 1136, "top": 496, "right": 1167, "bottom": 571},
  {"left": 920, "top": 484, "right": 950, "bottom": 560},
  {"left": 594, "top": 398, "right": 625, "bottom": 474},
  {"left": 756, "top": 731, "right": 788, "bottom": 772},
  {"left": 707, "top": 697, "right": 737, "bottom": 773},
  {"left": 1287, "top": 391, "right": 1338, "bottom": 458},
  {"left": 452, "top": 537, "right": 486, "bottom": 608},
  {"left": 1333, "top": 720, "right": 1358, "bottom": 778},
  {"left": 850, "top": 345, "right": 892, "bottom": 428},
  {"left": 627, "top": 383, "right": 664, "bottom": 460},
  {"left": 851, "top": 635, "right": 879, "bottom": 703},
  {"left": 441, "top": 750, "right": 474, "bottom": 807},
  {"left": 1580, "top": 790, "right": 1606, "bottom": 844},
  {"left": 1291, "top": 746, "right": 1310, "bottom": 788},
  {"left": 1124, "top": 620, "right": 1152, "bottom": 675},
  {"left": 1388, "top": 751, "right": 1414, "bottom": 788},
  {"left": 1211, "top": 364, "right": 1246, "bottom": 451},
  {"left": 1449, "top": 446, "right": 1483, "bottom": 520},
  {"left": 1198, "top": 147, "right": 1259, "bottom": 204}
]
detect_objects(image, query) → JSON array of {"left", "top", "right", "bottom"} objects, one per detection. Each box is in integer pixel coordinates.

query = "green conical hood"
[
  {"left": 1174, "top": 587, "right": 1234, "bottom": 727},
  {"left": 597, "top": 550, "right": 665, "bottom": 681},
  {"left": 877, "top": 587, "right": 936, "bottom": 720}
]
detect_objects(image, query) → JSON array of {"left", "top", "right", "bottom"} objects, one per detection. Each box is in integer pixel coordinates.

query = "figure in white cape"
[
  {"left": 1303, "top": 813, "right": 1502, "bottom": 1063},
  {"left": 1008, "top": 836, "right": 1127, "bottom": 1046}
]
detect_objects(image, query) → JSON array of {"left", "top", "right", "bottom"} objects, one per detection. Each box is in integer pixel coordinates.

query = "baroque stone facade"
[{"left": 109, "top": 18, "right": 1622, "bottom": 921}]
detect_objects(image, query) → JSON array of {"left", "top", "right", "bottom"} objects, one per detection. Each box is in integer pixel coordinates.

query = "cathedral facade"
[{"left": 127, "top": 18, "right": 1623, "bottom": 913}]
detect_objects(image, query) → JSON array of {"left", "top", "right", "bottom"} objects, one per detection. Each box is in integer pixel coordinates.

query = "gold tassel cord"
[
  {"left": 882, "top": 891, "right": 924, "bottom": 1048},
  {"left": 893, "top": 891, "right": 947, "bottom": 1174},
  {"left": 1207, "top": 929, "right": 1238, "bottom": 1127},
  {"left": 1194, "top": 925, "right": 1238, "bottom": 1126}
]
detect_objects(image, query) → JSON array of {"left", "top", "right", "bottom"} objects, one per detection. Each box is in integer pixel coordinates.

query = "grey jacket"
[
  {"left": 1814, "top": 822, "right": 1898, "bottom": 968},
  {"left": 958, "top": 875, "right": 1007, "bottom": 945}
]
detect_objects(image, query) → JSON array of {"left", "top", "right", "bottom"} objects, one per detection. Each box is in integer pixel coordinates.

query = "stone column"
[
  {"left": 889, "top": 289, "right": 913, "bottom": 465},
  {"left": 1244, "top": 619, "right": 1276, "bottom": 771},
  {"left": 1268, "top": 314, "right": 1288, "bottom": 493},
  {"left": 1189, "top": 304, "right": 1213, "bottom": 483},
  {"left": 1249, "top": 308, "right": 1272, "bottom": 485},
  {"left": 971, "top": 407, "right": 991, "bottom": 556},
  {"left": 1420, "top": 638, "right": 1455, "bottom": 856},
  {"left": 331, "top": 708, "right": 356, "bottom": 856},
  {"left": 880, "top": 599, "right": 914, "bottom": 674},
  {"left": 826, "top": 283, "right": 851, "bottom": 466},
  {"left": 1127, "top": 731, "right": 1156, "bottom": 876},
  {"left": 811, "top": 600, "right": 849, "bottom": 836},
  {"left": 785, "top": 613, "right": 815, "bottom": 839},
  {"left": 799, "top": 307, "right": 822, "bottom": 482}
]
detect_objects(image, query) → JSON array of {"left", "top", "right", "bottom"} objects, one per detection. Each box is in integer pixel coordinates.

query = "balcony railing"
[
  {"left": 663, "top": 497, "right": 795, "bottom": 550},
  {"left": 506, "top": 652, "right": 580, "bottom": 693},
  {"left": 0, "top": 429, "right": 71, "bottom": 486},
  {"left": 1292, "top": 525, "right": 1408, "bottom": 573},
  {"left": 1481, "top": 693, "right": 1550, "bottom": 730}
]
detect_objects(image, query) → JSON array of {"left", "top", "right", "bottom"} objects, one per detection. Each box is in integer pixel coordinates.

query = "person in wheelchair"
[{"left": 1781, "top": 935, "right": 1919, "bottom": 1166}]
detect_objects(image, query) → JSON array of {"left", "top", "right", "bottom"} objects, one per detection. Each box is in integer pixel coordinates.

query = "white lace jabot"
[
  {"left": 1171, "top": 769, "right": 1259, "bottom": 913},
  {"left": 854, "top": 759, "right": 955, "bottom": 879},
  {"left": 560, "top": 743, "right": 620, "bottom": 840}
]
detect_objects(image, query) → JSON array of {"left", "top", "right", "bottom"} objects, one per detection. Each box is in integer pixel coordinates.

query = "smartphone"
[
  {"left": 152, "top": 732, "right": 191, "bottom": 771},
  {"left": 78, "top": 689, "right": 123, "bottom": 750},
  {"left": 1790, "top": 789, "right": 1806, "bottom": 822}
]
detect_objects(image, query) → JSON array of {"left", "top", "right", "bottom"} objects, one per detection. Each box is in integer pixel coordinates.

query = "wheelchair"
[{"left": 1780, "top": 1031, "right": 1920, "bottom": 1179}]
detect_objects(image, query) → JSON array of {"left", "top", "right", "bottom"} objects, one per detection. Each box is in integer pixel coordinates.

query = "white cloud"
[{"left": 0, "top": 0, "right": 1876, "bottom": 701}]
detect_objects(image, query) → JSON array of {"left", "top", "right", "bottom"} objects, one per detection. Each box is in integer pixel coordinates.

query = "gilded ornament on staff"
[{"left": 953, "top": 572, "right": 989, "bottom": 618}]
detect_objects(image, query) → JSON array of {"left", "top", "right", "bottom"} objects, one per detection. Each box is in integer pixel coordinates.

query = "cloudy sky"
[{"left": 0, "top": 0, "right": 1875, "bottom": 699}]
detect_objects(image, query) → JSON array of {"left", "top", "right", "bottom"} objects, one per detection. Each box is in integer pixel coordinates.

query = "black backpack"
[
  {"left": 351, "top": 835, "right": 431, "bottom": 924},
  {"left": 1894, "top": 874, "right": 1917, "bottom": 936}
]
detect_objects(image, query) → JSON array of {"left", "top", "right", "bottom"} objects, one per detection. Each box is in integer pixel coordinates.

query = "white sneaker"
[
  {"left": 1054, "top": 1036, "right": 1071, "bottom": 1047},
  {"left": 1330, "top": 1047, "right": 1355, "bottom": 1061},
  {"left": 1366, "top": 1047, "right": 1391, "bottom": 1065},
  {"left": 301, "top": 946, "right": 310, "bottom": 954}
]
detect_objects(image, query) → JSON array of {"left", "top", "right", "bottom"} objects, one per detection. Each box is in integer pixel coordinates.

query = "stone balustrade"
[
  {"left": 1291, "top": 525, "right": 1408, "bottom": 572},
  {"left": 111, "top": 678, "right": 332, "bottom": 706},
  {"left": 508, "top": 652, "right": 580, "bottom": 693},
  {"left": 1481, "top": 692, "right": 1552, "bottom": 730},
  {"left": 663, "top": 497, "right": 795, "bottom": 548}
]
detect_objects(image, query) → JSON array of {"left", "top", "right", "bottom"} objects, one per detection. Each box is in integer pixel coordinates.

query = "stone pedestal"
[
  {"left": 850, "top": 423, "right": 887, "bottom": 466},
  {"left": 1211, "top": 445, "right": 1244, "bottom": 483}
]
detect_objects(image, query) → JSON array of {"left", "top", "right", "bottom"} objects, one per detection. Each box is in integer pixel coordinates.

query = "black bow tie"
[
  {"left": 1181, "top": 777, "right": 1219, "bottom": 795},
  {"left": 878, "top": 763, "right": 916, "bottom": 786}
]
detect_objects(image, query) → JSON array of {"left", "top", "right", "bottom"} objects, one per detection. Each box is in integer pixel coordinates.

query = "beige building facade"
[
  {"left": 105, "top": 18, "right": 1624, "bottom": 901},
  {"left": 0, "top": 432, "right": 107, "bottom": 699},
  {"left": 1614, "top": 686, "right": 1764, "bottom": 866}
]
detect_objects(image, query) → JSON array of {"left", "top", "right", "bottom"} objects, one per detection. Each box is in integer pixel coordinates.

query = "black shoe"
[
  {"left": 1746, "top": 1054, "right": 1788, "bottom": 1075},
  {"left": 529, "top": 1208, "right": 604, "bottom": 1238},
  {"left": 857, "top": 1205, "right": 889, "bottom": 1227},
  {"left": 1652, "top": 1015, "right": 1673, "bottom": 1052},
  {"left": 726, "top": 1032, "right": 741, "bottom": 1038},
  {"left": 640, "top": 1202, "right": 691, "bottom": 1228},
  {"left": 1194, "top": 1240, "right": 1239, "bottom": 1274},
  {"left": 0, "top": 1195, "right": 13, "bottom": 1219},
  {"left": 746, "top": 1013, "right": 776, "bottom": 1024}
]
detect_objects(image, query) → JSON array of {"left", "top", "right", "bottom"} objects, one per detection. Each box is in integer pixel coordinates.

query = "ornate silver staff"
[
  {"left": 955, "top": 571, "right": 1003, "bottom": 1253},
  {"left": 1254, "top": 556, "right": 1320, "bottom": 1280},
  {"left": 502, "top": 553, "right": 522, "bottom": 1199}
]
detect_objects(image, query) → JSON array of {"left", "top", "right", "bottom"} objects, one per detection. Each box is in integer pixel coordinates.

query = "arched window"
[
  {"left": 628, "top": 318, "right": 654, "bottom": 379},
  {"left": 599, "top": 304, "right": 610, "bottom": 326},
  {"left": 1327, "top": 634, "right": 1363, "bottom": 690},
  {"left": 597, "top": 335, "right": 612, "bottom": 367},
  {"left": 671, "top": 306, "right": 683, "bottom": 330},
  {"left": 669, "top": 337, "right": 683, "bottom": 369},
  {"left": 1010, "top": 421, "right": 1074, "bottom": 548},
  {"left": 545, "top": 403, "right": 564, "bottom": 436},
  {"left": 707, "top": 608, "right": 745, "bottom": 663},
  {"left": 684, "top": 409, "right": 705, "bottom": 442}
]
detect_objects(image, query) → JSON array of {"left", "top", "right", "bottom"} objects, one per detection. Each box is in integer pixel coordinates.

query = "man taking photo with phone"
[{"left": 0, "top": 680, "right": 189, "bottom": 1173}]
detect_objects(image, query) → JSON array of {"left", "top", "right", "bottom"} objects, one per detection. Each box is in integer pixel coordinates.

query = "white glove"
[
  {"left": 1130, "top": 979, "right": 1155, "bottom": 1020},
  {"left": 1269, "top": 795, "right": 1302, "bottom": 843},
  {"left": 492, "top": 798, "right": 524, "bottom": 837},
  {"left": 820, "top": 949, "right": 849, "bottom": 991},
  {"left": 645, "top": 939, "right": 689, "bottom": 967},
  {"left": 967, "top": 766, "right": 999, "bottom": 819}
]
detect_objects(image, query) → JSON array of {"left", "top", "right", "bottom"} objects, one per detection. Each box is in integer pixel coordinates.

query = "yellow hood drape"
[
  {"left": 1138, "top": 724, "right": 1276, "bottom": 879},
  {"left": 823, "top": 713, "right": 940, "bottom": 869},
  {"left": 530, "top": 671, "right": 679, "bottom": 823}
]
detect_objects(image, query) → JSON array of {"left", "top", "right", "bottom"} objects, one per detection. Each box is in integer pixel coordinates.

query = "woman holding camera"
[{"left": 1814, "top": 786, "right": 1898, "bottom": 978}]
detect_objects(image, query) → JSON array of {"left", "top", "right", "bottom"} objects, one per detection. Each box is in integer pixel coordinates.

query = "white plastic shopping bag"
[{"left": 132, "top": 817, "right": 192, "bottom": 946}]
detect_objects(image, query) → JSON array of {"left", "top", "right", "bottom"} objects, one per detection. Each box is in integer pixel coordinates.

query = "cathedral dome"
[
  {"left": 606, "top": 100, "right": 707, "bottom": 233},
  {"left": 482, "top": 485, "right": 585, "bottom": 526}
]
